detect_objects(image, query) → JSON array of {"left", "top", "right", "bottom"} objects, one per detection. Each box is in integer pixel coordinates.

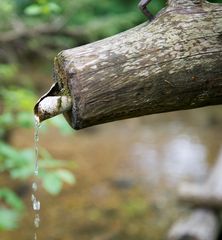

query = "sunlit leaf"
[
  {"left": 21, "top": 148, "right": 34, "bottom": 158},
  {"left": 0, "top": 188, "right": 24, "bottom": 211},
  {"left": 24, "top": 4, "right": 42, "bottom": 15},
  {"left": 39, "top": 158, "right": 67, "bottom": 168},
  {"left": 55, "top": 169, "right": 76, "bottom": 184},
  {"left": 42, "top": 172, "right": 62, "bottom": 195},
  {"left": 10, "top": 167, "right": 33, "bottom": 179},
  {"left": 0, "top": 142, "right": 18, "bottom": 159},
  {"left": 1, "top": 88, "right": 37, "bottom": 111},
  {"left": 47, "top": 2, "right": 61, "bottom": 13},
  {"left": 39, "top": 148, "right": 53, "bottom": 160},
  {"left": 17, "top": 112, "right": 34, "bottom": 128},
  {"left": 0, "top": 112, "right": 14, "bottom": 127},
  {"left": 0, "top": 64, "right": 17, "bottom": 79},
  {"left": 0, "top": 207, "right": 21, "bottom": 230}
]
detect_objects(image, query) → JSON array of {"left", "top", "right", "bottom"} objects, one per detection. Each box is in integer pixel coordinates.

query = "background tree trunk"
[
  {"left": 178, "top": 148, "right": 222, "bottom": 208},
  {"left": 53, "top": 0, "right": 222, "bottom": 129},
  {"left": 167, "top": 209, "right": 219, "bottom": 240}
]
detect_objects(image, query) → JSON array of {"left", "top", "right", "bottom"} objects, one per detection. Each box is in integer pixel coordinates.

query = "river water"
[{"left": 2, "top": 105, "right": 222, "bottom": 240}]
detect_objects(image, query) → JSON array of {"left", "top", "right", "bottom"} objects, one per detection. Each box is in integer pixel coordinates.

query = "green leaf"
[
  {"left": 47, "top": 2, "right": 61, "bottom": 13},
  {"left": 24, "top": 4, "right": 42, "bottom": 15},
  {"left": 55, "top": 169, "right": 76, "bottom": 184},
  {"left": 17, "top": 112, "right": 34, "bottom": 128},
  {"left": 39, "top": 158, "right": 67, "bottom": 168},
  {"left": 0, "top": 207, "right": 21, "bottom": 230},
  {"left": 0, "top": 188, "right": 24, "bottom": 211},
  {"left": 1, "top": 88, "right": 37, "bottom": 112},
  {"left": 39, "top": 148, "right": 53, "bottom": 160},
  {"left": 0, "top": 64, "right": 17, "bottom": 79},
  {"left": 10, "top": 167, "right": 33, "bottom": 179},
  {"left": 42, "top": 172, "right": 62, "bottom": 195},
  {"left": 0, "top": 142, "right": 18, "bottom": 160},
  {"left": 0, "top": 112, "right": 14, "bottom": 127},
  {"left": 20, "top": 149, "right": 34, "bottom": 164},
  {"left": 0, "top": 142, "right": 34, "bottom": 178},
  {"left": 48, "top": 115, "right": 73, "bottom": 135}
]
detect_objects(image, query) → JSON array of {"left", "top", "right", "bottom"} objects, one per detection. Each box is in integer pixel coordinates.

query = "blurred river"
[{"left": 2, "top": 105, "right": 222, "bottom": 240}]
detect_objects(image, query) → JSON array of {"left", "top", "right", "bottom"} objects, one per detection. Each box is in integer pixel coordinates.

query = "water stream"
[{"left": 32, "top": 116, "right": 41, "bottom": 239}]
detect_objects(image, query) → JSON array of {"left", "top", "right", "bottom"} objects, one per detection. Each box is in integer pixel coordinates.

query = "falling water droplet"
[
  {"left": 34, "top": 214, "right": 40, "bottom": 228},
  {"left": 31, "top": 194, "right": 36, "bottom": 202},
  {"left": 32, "top": 182, "right": 38, "bottom": 191},
  {"left": 34, "top": 169, "right": 38, "bottom": 176},
  {"left": 33, "top": 199, "right": 40, "bottom": 211}
]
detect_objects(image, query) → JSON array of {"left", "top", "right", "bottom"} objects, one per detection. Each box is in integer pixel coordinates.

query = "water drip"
[{"left": 32, "top": 116, "right": 41, "bottom": 239}]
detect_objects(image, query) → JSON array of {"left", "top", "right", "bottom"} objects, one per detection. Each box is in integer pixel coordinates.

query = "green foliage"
[
  {"left": 1, "top": 87, "right": 37, "bottom": 112},
  {"left": 0, "top": 188, "right": 24, "bottom": 211},
  {"left": 0, "top": 0, "right": 16, "bottom": 31},
  {"left": 0, "top": 87, "right": 37, "bottom": 138},
  {"left": 24, "top": 0, "right": 61, "bottom": 17},
  {"left": 41, "top": 169, "right": 75, "bottom": 195},
  {"left": 0, "top": 0, "right": 167, "bottom": 59},
  {"left": 0, "top": 140, "right": 75, "bottom": 196},
  {"left": 42, "top": 171, "right": 63, "bottom": 195},
  {"left": 0, "top": 85, "right": 75, "bottom": 230},
  {"left": 5, "top": 0, "right": 221, "bottom": 62},
  {"left": 0, "top": 143, "right": 76, "bottom": 231},
  {"left": 57, "top": 0, "right": 166, "bottom": 41},
  {"left": 0, "top": 207, "right": 22, "bottom": 230},
  {"left": 40, "top": 150, "right": 76, "bottom": 194},
  {"left": 0, "top": 64, "right": 17, "bottom": 80},
  {"left": 0, "top": 86, "right": 73, "bottom": 135},
  {"left": 0, "top": 188, "right": 24, "bottom": 230}
]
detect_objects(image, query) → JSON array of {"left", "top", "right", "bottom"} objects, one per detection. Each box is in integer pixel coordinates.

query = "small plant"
[
  {"left": 0, "top": 84, "right": 75, "bottom": 230},
  {"left": 0, "top": 188, "right": 24, "bottom": 230}
]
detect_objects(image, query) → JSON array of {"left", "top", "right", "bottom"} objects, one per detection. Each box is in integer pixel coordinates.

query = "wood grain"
[{"left": 53, "top": 0, "right": 222, "bottom": 129}]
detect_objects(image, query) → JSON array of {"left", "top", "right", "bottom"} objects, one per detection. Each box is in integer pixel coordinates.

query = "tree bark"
[
  {"left": 178, "top": 149, "right": 222, "bottom": 208},
  {"left": 53, "top": 0, "right": 222, "bottom": 129},
  {"left": 167, "top": 209, "right": 219, "bottom": 240}
]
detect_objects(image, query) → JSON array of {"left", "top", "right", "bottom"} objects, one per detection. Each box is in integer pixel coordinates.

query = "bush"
[{"left": 0, "top": 83, "right": 75, "bottom": 230}]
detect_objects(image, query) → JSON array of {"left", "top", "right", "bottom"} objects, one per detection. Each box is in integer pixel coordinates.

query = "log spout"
[
  {"left": 34, "top": 82, "right": 72, "bottom": 122},
  {"left": 36, "top": 0, "right": 222, "bottom": 129}
]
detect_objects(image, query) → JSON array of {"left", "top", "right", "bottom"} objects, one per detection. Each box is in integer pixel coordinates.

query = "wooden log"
[
  {"left": 178, "top": 149, "right": 222, "bottom": 208},
  {"left": 52, "top": 0, "right": 222, "bottom": 129},
  {"left": 167, "top": 209, "right": 219, "bottom": 240}
]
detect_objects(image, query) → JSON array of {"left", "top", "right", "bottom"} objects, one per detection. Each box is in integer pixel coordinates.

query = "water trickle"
[
  {"left": 32, "top": 182, "right": 38, "bottom": 192},
  {"left": 34, "top": 116, "right": 40, "bottom": 176},
  {"left": 34, "top": 214, "right": 40, "bottom": 228},
  {"left": 33, "top": 199, "right": 41, "bottom": 211},
  {"left": 32, "top": 116, "right": 41, "bottom": 239}
]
